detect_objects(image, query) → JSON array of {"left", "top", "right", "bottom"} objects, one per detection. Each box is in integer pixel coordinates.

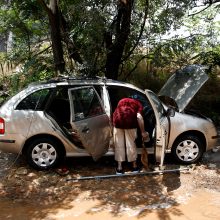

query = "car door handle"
[
  {"left": 82, "top": 127, "right": 90, "bottom": 133},
  {"left": 25, "top": 115, "right": 34, "bottom": 120}
]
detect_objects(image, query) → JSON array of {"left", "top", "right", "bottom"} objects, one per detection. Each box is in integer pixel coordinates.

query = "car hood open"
[{"left": 158, "top": 65, "right": 209, "bottom": 112}]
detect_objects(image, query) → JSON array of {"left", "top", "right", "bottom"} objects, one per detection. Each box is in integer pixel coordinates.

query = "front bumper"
[
  {"left": 213, "top": 134, "right": 220, "bottom": 145},
  {"left": 211, "top": 127, "right": 220, "bottom": 147}
]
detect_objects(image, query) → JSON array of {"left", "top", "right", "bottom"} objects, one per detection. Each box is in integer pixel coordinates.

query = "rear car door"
[
  {"left": 145, "top": 90, "right": 168, "bottom": 167},
  {"left": 68, "top": 86, "right": 111, "bottom": 160}
]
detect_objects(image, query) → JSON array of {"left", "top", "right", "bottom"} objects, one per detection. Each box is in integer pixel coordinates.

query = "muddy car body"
[{"left": 0, "top": 65, "right": 219, "bottom": 170}]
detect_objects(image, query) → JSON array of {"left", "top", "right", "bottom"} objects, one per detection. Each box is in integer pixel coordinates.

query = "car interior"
[
  {"left": 45, "top": 85, "right": 156, "bottom": 149},
  {"left": 107, "top": 86, "right": 156, "bottom": 148}
]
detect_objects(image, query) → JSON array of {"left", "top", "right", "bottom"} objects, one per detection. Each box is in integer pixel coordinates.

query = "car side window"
[
  {"left": 70, "top": 87, "right": 104, "bottom": 121},
  {"left": 16, "top": 89, "right": 51, "bottom": 110},
  {"left": 148, "top": 91, "right": 165, "bottom": 119}
]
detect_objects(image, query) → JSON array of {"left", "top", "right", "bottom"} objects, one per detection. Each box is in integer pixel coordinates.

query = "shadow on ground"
[
  {"left": 1, "top": 147, "right": 220, "bottom": 219},
  {"left": 0, "top": 152, "right": 187, "bottom": 220}
]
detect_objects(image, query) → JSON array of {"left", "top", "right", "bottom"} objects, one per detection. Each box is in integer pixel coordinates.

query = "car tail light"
[{"left": 0, "top": 117, "right": 5, "bottom": 134}]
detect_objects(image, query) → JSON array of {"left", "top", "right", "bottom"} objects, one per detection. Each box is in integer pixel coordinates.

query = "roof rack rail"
[{"left": 47, "top": 75, "right": 107, "bottom": 83}]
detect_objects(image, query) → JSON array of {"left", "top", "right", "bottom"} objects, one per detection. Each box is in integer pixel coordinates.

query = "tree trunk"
[
  {"left": 37, "top": 0, "right": 65, "bottom": 75},
  {"left": 60, "top": 14, "right": 83, "bottom": 64},
  {"left": 105, "top": 0, "right": 134, "bottom": 80},
  {"left": 48, "top": 0, "right": 65, "bottom": 75}
]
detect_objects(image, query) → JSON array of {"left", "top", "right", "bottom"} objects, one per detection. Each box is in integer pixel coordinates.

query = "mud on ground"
[{"left": 0, "top": 147, "right": 220, "bottom": 219}]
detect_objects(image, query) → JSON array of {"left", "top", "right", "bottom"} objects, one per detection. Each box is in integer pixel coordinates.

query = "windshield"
[{"left": 148, "top": 91, "right": 164, "bottom": 119}]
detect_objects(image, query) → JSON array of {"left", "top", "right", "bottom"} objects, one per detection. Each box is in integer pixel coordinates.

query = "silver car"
[{"left": 0, "top": 65, "right": 219, "bottom": 170}]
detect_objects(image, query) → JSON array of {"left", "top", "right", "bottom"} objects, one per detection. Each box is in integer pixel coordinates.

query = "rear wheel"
[
  {"left": 172, "top": 135, "right": 204, "bottom": 164},
  {"left": 26, "top": 137, "right": 63, "bottom": 170}
]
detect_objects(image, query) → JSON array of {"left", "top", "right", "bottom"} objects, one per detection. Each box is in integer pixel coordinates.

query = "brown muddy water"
[
  {"left": 0, "top": 148, "right": 220, "bottom": 220},
  {"left": 0, "top": 189, "right": 220, "bottom": 220}
]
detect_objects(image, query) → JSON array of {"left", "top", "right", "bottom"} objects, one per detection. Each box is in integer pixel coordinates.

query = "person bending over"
[{"left": 113, "top": 97, "right": 149, "bottom": 174}]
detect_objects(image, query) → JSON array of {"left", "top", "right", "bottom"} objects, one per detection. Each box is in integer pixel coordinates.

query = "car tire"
[
  {"left": 26, "top": 137, "right": 63, "bottom": 170},
  {"left": 172, "top": 135, "right": 204, "bottom": 164}
]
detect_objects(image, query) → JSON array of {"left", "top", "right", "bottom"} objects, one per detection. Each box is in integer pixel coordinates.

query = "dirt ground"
[{"left": 0, "top": 145, "right": 220, "bottom": 220}]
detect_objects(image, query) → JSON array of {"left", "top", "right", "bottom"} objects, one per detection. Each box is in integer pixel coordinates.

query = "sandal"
[{"left": 55, "top": 167, "right": 70, "bottom": 176}]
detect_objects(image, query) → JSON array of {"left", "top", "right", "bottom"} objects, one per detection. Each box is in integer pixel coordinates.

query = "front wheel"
[
  {"left": 172, "top": 135, "right": 204, "bottom": 164},
  {"left": 26, "top": 138, "right": 63, "bottom": 170}
]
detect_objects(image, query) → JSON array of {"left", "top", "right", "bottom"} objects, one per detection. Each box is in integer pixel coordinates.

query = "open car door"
[
  {"left": 68, "top": 86, "right": 111, "bottom": 160},
  {"left": 145, "top": 90, "right": 167, "bottom": 167}
]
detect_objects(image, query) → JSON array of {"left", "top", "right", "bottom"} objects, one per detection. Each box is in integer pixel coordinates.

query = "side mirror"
[{"left": 166, "top": 107, "right": 175, "bottom": 117}]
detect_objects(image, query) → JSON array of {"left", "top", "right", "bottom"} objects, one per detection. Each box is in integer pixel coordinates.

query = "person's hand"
[{"left": 142, "top": 131, "right": 150, "bottom": 142}]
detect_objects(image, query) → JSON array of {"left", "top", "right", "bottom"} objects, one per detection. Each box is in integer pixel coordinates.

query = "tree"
[
  {"left": 1, "top": 0, "right": 220, "bottom": 80},
  {"left": 105, "top": 0, "right": 134, "bottom": 79},
  {"left": 36, "top": 0, "right": 65, "bottom": 74}
]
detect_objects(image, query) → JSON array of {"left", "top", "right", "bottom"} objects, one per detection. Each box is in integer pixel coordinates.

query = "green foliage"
[
  {"left": 0, "top": 0, "right": 219, "bottom": 77},
  {"left": 0, "top": 0, "right": 51, "bottom": 74},
  {"left": 0, "top": 0, "right": 219, "bottom": 121},
  {"left": 193, "top": 45, "right": 220, "bottom": 77},
  {"left": 189, "top": 78, "right": 220, "bottom": 125}
]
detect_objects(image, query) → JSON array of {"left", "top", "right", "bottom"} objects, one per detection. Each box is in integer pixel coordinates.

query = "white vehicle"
[{"left": 0, "top": 65, "right": 219, "bottom": 170}]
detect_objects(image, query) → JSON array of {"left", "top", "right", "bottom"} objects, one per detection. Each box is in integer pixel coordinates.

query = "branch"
[
  {"left": 123, "top": 33, "right": 209, "bottom": 80},
  {"left": 189, "top": 0, "right": 220, "bottom": 16},
  {"left": 59, "top": 12, "right": 83, "bottom": 64},
  {"left": 161, "top": 33, "right": 209, "bottom": 43},
  {"left": 122, "top": 0, "right": 149, "bottom": 62},
  {"left": 188, "top": 4, "right": 212, "bottom": 16},
  {"left": 205, "top": 0, "right": 220, "bottom": 4},
  {"left": 122, "top": 55, "right": 148, "bottom": 80},
  {"left": 34, "top": 45, "right": 52, "bottom": 57},
  {"left": 36, "top": 0, "right": 52, "bottom": 15}
]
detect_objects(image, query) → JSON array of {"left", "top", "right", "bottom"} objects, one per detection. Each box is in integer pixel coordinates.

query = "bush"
[{"left": 189, "top": 78, "right": 220, "bottom": 125}]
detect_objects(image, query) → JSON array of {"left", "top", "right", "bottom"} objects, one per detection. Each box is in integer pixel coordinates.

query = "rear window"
[{"left": 16, "top": 89, "right": 51, "bottom": 110}]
